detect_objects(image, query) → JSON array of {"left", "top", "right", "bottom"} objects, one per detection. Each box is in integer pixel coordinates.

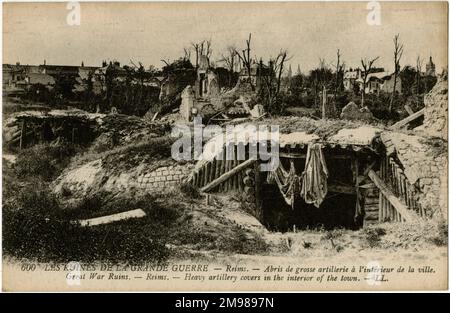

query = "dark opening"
[{"left": 260, "top": 148, "right": 364, "bottom": 232}]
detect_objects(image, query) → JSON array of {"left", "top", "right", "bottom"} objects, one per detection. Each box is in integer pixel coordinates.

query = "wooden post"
[
  {"left": 209, "top": 160, "right": 215, "bottom": 185},
  {"left": 220, "top": 155, "right": 227, "bottom": 191},
  {"left": 352, "top": 156, "right": 360, "bottom": 222},
  {"left": 234, "top": 145, "right": 239, "bottom": 190},
  {"left": 204, "top": 162, "right": 211, "bottom": 185},
  {"left": 72, "top": 127, "right": 76, "bottom": 143},
  {"left": 383, "top": 156, "right": 389, "bottom": 221},
  {"left": 193, "top": 172, "right": 198, "bottom": 187},
  {"left": 321, "top": 86, "right": 327, "bottom": 119},
  {"left": 19, "top": 120, "right": 26, "bottom": 149},
  {"left": 254, "top": 161, "right": 262, "bottom": 221},
  {"left": 198, "top": 167, "right": 204, "bottom": 187},
  {"left": 379, "top": 156, "right": 384, "bottom": 222},
  {"left": 215, "top": 159, "right": 221, "bottom": 184}
]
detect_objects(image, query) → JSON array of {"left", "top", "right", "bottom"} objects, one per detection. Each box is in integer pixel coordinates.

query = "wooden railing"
[
  {"left": 372, "top": 155, "right": 424, "bottom": 223},
  {"left": 189, "top": 143, "right": 246, "bottom": 192}
]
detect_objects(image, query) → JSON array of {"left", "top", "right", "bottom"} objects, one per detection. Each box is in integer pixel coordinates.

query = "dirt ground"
[{"left": 166, "top": 193, "right": 447, "bottom": 266}]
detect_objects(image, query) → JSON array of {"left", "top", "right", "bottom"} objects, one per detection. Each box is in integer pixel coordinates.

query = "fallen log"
[
  {"left": 200, "top": 159, "right": 256, "bottom": 193},
  {"left": 390, "top": 108, "right": 424, "bottom": 130},
  {"left": 77, "top": 209, "right": 146, "bottom": 227}
]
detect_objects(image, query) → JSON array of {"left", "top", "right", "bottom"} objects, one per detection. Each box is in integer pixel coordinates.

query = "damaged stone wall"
[
  {"left": 423, "top": 75, "right": 448, "bottom": 140},
  {"left": 381, "top": 132, "right": 448, "bottom": 221},
  {"left": 224, "top": 76, "right": 256, "bottom": 100},
  {"left": 55, "top": 160, "right": 194, "bottom": 199},
  {"left": 135, "top": 164, "right": 193, "bottom": 191}
]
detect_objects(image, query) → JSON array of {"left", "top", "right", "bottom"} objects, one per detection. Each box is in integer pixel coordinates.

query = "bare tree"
[
  {"left": 360, "top": 56, "right": 380, "bottom": 107},
  {"left": 204, "top": 39, "right": 212, "bottom": 59},
  {"left": 416, "top": 55, "right": 423, "bottom": 95},
  {"left": 183, "top": 47, "right": 191, "bottom": 61},
  {"left": 260, "top": 50, "right": 291, "bottom": 110},
  {"left": 220, "top": 46, "right": 238, "bottom": 86},
  {"left": 275, "top": 50, "right": 289, "bottom": 95},
  {"left": 235, "top": 33, "right": 253, "bottom": 86},
  {"left": 160, "top": 59, "right": 171, "bottom": 67},
  {"left": 333, "top": 49, "right": 345, "bottom": 114},
  {"left": 389, "top": 34, "right": 404, "bottom": 112},
  {"left": 191, "top": 41, "right": 202, "bottom": 68},
  {"left": 191, "top": 39, "right": 213, "bottom": 68}
]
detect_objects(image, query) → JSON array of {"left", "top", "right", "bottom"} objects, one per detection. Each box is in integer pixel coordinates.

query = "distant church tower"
[
  {"left": 287, "top": 64, "right": 292, "bottom": 80},
  {"left": 426, "top": 56, "right": 436, "bottom": 76}
]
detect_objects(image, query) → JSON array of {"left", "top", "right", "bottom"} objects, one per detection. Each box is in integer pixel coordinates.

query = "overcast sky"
[{"left": 3, "top": 1, "right": 448, "bottom": 73}]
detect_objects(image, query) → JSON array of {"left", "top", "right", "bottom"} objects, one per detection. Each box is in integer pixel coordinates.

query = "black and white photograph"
[{"left": 1, "top": 1, "right": 448, "bottom": 292}]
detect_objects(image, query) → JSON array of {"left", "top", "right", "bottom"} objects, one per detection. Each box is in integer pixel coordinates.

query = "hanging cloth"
[
  {"left": 300, "top": 143, "right": 329, "bottom": 208},
  {"left": 267, "top": 159, "right": 300, "bottom": 208}
]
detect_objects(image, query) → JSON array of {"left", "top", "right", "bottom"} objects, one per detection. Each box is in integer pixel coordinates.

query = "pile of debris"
[{"left": 423, "top": 74, "right": 448, "bottom": 139}]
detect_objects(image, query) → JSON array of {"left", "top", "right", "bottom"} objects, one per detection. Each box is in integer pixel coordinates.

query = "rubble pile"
[
  {"left": 423, "top": 74, "right": 448, "bottom": 140},
  {"left": 381, "top": 132, "right": 448, "bottom": 220}
]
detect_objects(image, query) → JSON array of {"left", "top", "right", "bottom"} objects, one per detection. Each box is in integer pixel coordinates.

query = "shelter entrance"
[{"left": 260, "top": 147, "right": 373, "bottom": 232}]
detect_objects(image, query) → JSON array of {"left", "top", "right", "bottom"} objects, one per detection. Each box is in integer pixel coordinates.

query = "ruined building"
[
  {"left": 180, "top": 58, "right": 271, "bottom": 122},
  {"left": 426, "top": 56, "right": 436, "bottom": 77}
]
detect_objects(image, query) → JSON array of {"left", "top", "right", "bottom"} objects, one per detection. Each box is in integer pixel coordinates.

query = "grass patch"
[
  {"left": 2, "top": 188, "right": 175, "bottom": 263},
  {"left": 179, "top": 182, "right": 202, "bottom": 199},
  {"left": 72, "top": 135, "right": 179, "bottom": 174},
  {"left": 13, "top": 141, "right": 82, "bottom": 181},
  {"left": 362, "top": 227, "right": 386, "bottom": 248},
  {"left": 427, "top": 221, "right": 448, "bottom": 247}
]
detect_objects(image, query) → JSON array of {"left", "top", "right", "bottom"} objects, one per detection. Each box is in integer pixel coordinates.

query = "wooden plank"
[
  {"left": 357, "top": 161, "right": 377, "bottom": 185},
  {"left": 278, "top": 152, "right": 351, "bottom": 160},
  {"left": 328, "top": 184, "right": 356, "bottom": 194},
  {"left": 215, "top": 159, "right": 221, "bottom": 184},
  {"left": 378, "top": 158, "right": 384, "bottom": 222},
  {"left": 390, "top": 108, "right": 424, "bottom": 130},
  {"left": 233, "top": 145, "right": 239, "bottom": 190},
  {"left": 207, "top": 162, "right": 212, "bottom": 184},
  {"left": 192, "top": 172, "right": 198, "bottom": 187},
  {"left": 254, "top": 162, "right": 262, "bottom": 220},
  {"left": 383, "top": 157, "right": 389, "bottom": 221},
  {"left": 238, "top": 160, "right": 244, "bottom": 192},
  {"left": 209, "top": 160, "right": 215, "bottom": 184},
  {"left": 368, "top": 169, "right": 421, "bottom": 223},
  {"left": 353, "top": 156, "right": 360, "bottom": 222},
  {"left": 404, "top": 104, "right": 414, "bottom": 116},
  {"left": 198, "top": 167, "right": 204, "bottom": 187},
  {"left": 19, "top": 120, "right": 26, "bottom": 149},
  {"left": 71, "top": 127, "right": 76, "bottom": 143},
  {"left": 201, "top": 159, "right": 257, "bottom": 193},
  {"left": 224, "top": 160, "right": 230, "bottom": 191},
  {"left": 359, "top": 182, "right": 376, "bottom": 189},
  {"left": 78, "top": 209, "right": 146, "bottom": 227},
  {"left": 220, "top": 156, "right": 227, "bottom": 191}
]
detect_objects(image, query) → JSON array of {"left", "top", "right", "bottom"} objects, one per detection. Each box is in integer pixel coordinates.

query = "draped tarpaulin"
[
  {"left": 267, "top": 143, "right": 329, "bottom": 208},
  {"left": 300, "top": 143, "right": 329, "bottom": 208},
  {"left": 266, "top": 159, "right": 300, "bottom": 208}
]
